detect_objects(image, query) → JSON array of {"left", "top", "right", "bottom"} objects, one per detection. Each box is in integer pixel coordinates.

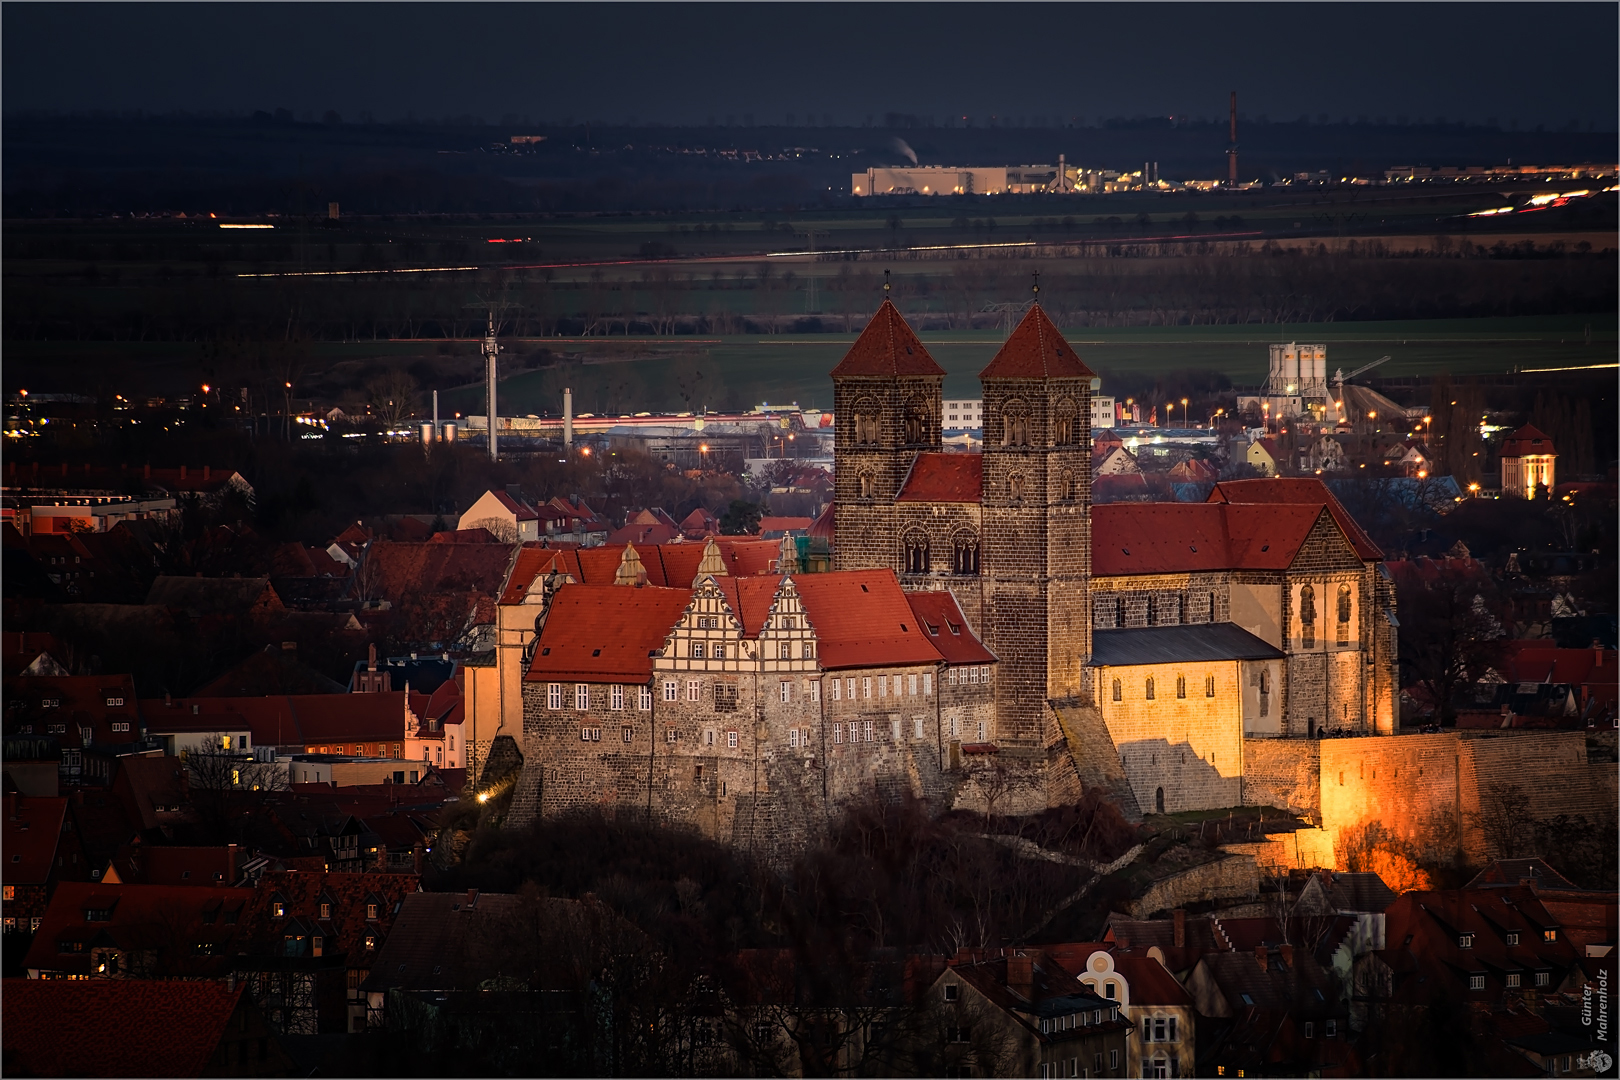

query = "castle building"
[{"left": 502, "top": 299, "right": 1403, "bottom": 838}]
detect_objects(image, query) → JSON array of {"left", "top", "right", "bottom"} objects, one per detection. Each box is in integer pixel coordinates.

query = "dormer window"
[
  {"left": 1543, "top": 929, "right": 1557, "bottom": 943},
  {"left": 319, "top": 900, "right": 333, "bottom": 920},
  {"left": 1506, "top": 932, "right": 1520, "bottom": 946},
  {"left": 366, "top": 902, "right": 379, "bottom": 920},
  {"left": 1459, "top": 933, "right": 1474, "bottom": 949},
  {"left": 271, "top": 896, "right": 287, "bottom": 918}
]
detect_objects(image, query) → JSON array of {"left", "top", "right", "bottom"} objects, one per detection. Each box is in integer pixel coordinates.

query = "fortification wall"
[{"left": 1241, "top": 738, "right": 1320, "bottom": 818}]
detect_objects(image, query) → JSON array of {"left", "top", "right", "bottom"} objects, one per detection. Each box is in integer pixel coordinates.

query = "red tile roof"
[
  {"left": 238, "top": 869, "right": 418, "bottom": 968},
  {"left": 1092, "top": 502, "right": 1330, "bottom": 576},
  {"left": 1113, "top": 955, "right": 1196, "bottom": 1006},
  {"left": 106, "top": 844, "right": 236, "bottom": 886},
  {"left": 905, "top": 591, "right": 997, "bottom": 665},
  {"left": 808, "top": 502, "right": 835, "bottom": 540},
  {"left": 499, "top": 538, "right": 783, "bottom": 602},
  {"left": 430, "top": 527, "right": 500, "bottom": 544},
  {"left": 22, "top": 880, "right": 248, "bottom": 977},
  {"left": 829, "top": 299, "right": 945, "bottom": 378},
  {"left": 1498, "top": 424, "right": 1557, "bottom": 458},
  {"left": 1504, "top": 645, "right": 1618, "bottom": 691},
  {"left": 3, "top": 795, "right": 67, "bottom": 885},
  {"left": 141, "top": 693, "right": 422, "bottom": 749},
  {"left": 490, "top": 489, "right": 539, "bottom": 520},
  {"left": 896, "top": 453, "right": 983, "bottom": 503},
  {"left": 979, "top": 304, "right": 1096, "bottom": 381},
  {"left": 1208, "top": 477, "right": 1383, "bottom": 561},
  {"left": 2, "top": 977, "right": 249, "bottom": 1077},
  {"left": 793, "top": 570, "right": 945, "bottom": 669},
  {"left": 2, "top": 631, "right": 68, "bottom": 675},
  {"left": 525, "top": 585, "right": 692, "bottom": 682},
  {"left": 362, "top": 541, "right": 515, "bottom": 604},
  {"left": 606, "top": 522, "right": 683, "bottom": 546},
  {"left": 758, "top": 516, "right": 814, "bottom": 534},
  {"left": 713, "top": 577, "right": 786, "bottom": 637}
]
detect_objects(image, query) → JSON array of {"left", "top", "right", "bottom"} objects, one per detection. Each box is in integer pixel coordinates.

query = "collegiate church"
[{"left": 502, "top": 299, "right": 1400, "bottom": 841}]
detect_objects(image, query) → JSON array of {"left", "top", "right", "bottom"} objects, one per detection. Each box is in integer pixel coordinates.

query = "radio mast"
[{"left": 482, "top": 312, "right": 500, "bottom": 461}]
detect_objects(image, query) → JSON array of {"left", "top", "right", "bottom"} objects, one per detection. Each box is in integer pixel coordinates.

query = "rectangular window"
[
  {"left": 727, "top": 731, "right": 739, "bottom": 749},
  {"left": 640, "top": 686, "right": 653, "bottom": 711},
  {"left": 686, "top": 680, "right": 701, "bottom": 702},
  {"left": 1506, "top": 932, "right": 1519, "bottom": 946},
  {"left": 691, "top": 642, "right": 705, "bottom": 659},
  {"left": 1543, "top": 929, "right": 1557, "bottom": 943},
  {"left": 896, "top": 675, "right": 906, "bottom": 696},
  {"left": 948, "top": 668, "right": 957, "bottom": 686},
  {"left": 1469, "top": 975, "right": 1485, "bottom": 991},
  {"left": 831, "top": 679, "right": 842, "bottom": 702},
  {"left": 1325, "top": 1020, "right": 1336, "bottom": 1038},
  {"left": 622, "top": 726, "right": 632, "bottom": 744},
  {"left": 848, "top": 722, "right": 858, "bottom": 744},
  {"left": 664, "top": 680, "right": 679, "bottom": 702},
  {"left": 575, "top": 684, "right": 590, "bottom": 710},
  {"left": 923, "top": 673, "right": 933, "bottom": 695},
  {"left": 790, "top": 729, "right": 800, "bottom": 749},
  {"left": 611, "top": 684, "right": 625, "bottom": 711},
  {"left": 715, "top": 683, "right": 739, "bottom": 712},
  {"left": 803, "top": 641, "right": 814, "bottom": 660},
  {"left": 1304, "top": 1022, "right": 1314, "bottom": 1039},
  {"left": 781, "top": 682, "right": 791, "bottom": 703},
  {"left": 713, "top": 644, "right": 726, "bottom": 660},
  {"left": 1206, "top": 675, "right": 1216, "bottom": 697},
  {"left": 863, "top": 720, "right": 874, "bottom": 742},
  {"left": 847, "top": 678, "right": 856, "bottom": 699},
  {"left": 834, "top": 724, "right": 843, "bottom": 744},
  {"left": 863, "top": 677, "right": 872, "bottom": 698},
  {"left": 548, "top": 683, "right": 563, "bottom": 710},
  {"left": 891, "top": 719, "right": 902, "bottom": 740},
  {"left": 878, "top": 675, "right": 887, "bottom": 698},
  {"left": 809, "top": 680, "right": 820, "bottom": 702},
  {"left": 1109, "top": 1051, "right": 1118, "bottom": 1070},
  {"left": 914, "top": 717, "right": 925, "bottom": 739},
  {"left": 580, "top": 728, "right": 591, "bottom": 742},
  {"left": 666, "top": 726, "right": 677, "bottom": 743},
  {"left": 1535, "top": 972, "right": 1550, "bottom": 987}
]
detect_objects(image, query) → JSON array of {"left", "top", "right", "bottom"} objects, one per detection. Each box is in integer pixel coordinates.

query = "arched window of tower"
[
  {"left": 1002, "top": 399, "right": 1032, "bottom": 447},
  {"left": 1008, "top": 473, "right": 1027, "bottom": 501},
  {"left": 902, "top": 531, "right": 931, "bottom": 575},
  {"left": 1054, "top": 397, "right": 1078, "bottom": 445},
  {"left": 904, "top": 396, "right": 933, "bottom": 445},
  {"left": 952, "top": 531, "right": 981, "bottom": 576}
]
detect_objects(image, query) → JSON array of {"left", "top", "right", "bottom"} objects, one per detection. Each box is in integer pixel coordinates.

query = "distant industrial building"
[{"left": 851, "top": 158, "right": 1169, "bottom": 197}]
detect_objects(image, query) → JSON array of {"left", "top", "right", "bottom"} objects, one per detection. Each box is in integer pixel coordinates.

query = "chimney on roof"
[
  {"left": 466, "top": 888, "right": 479, "bottom": 910},
  {"left": 1173, "top": 908, "right": 1186, "bottom": 948},
  {"left": 61, "top": 462, "right": 68, "bottom": 478},
  {"left": 203, "top": 466, "right": 211, "bottom": 481},
  {"left": 227, "top": 843, "right": 238, "bottom": 881},
  {"left": 1280, "top": 944, "right": 1295, "bottom": 969},
  {"left": 1595, "top": 641, "right": 1604, "bottom": 666},
  {"left": 1007, "top": 952, "right": 1034, "bottom": 999},
  {"left": 368, "top": 643, "right": 377, "bottom": 672},
  {"left": 180, "top": 465, "right": 187, "bottom": 480},
  {"left": 144, "top": 463, "right": 150, "bottom": 480},
  {"left": 1256, "top": 945, "right": 1269, "bottom": 970}
]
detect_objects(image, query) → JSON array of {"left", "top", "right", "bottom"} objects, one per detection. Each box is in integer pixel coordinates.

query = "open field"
[{"left": 442, "top": 314, "right": 1618, "bottom": 415}]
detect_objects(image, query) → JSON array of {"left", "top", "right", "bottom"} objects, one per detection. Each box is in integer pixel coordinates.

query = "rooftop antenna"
[
  {"left": 1227, "top": 91, "right": 1239, "bottom": 184},
  {"left": 482, "top": 312, "right": 500, "bottom": 461}
]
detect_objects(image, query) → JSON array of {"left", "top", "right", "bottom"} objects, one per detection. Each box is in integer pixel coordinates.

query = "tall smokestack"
[
  {"left": 563, "top": 388, "right": 574, "bottom": 450},
  {"left": 1227, "top": 91, "right": 1239, "bottom": 183},
  {"left": 432, "top": 390, "right": 439, "bottom": 439},
  {"left": 482, "top": 313, "right": 499, "bottom": 461}
]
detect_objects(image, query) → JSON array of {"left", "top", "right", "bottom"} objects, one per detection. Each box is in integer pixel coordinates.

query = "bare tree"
[
  {"left": 182, "top": 735, "right": 290, "bottom": 846},
  {"left": 366, "top": 369, "right": 420, "bottom": 429}
]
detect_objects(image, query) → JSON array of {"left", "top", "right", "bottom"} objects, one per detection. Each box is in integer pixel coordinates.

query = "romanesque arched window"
[
  {"left": 1145, "top": 677, "right": 1156, "bottom": 700},
  {"left": 1299, "top": 585, "right": 1317, "bottom": 649},
  {"left": 952, "top": 531, "right": 981, "bottom": 576},
  {"left": 902, "top": 531, "right": 930, "bottom": 575},
  {"left": 1008, "top": 473, "right": 1027, "bottom": 501},
  {"left": 1337, "top": 583, "right": 1352, "bottom": 646},
  {"left": 1058, "top": 469, "right": 1076, "bottom": 502},
  {"left": 852, "top": 398, "right": 882, "bottom": 445},
  {"left": 1054, "top": 397, "right": 1079, "bottom": 445},
  {"left": 1176, "top": 675, "right": 1187, "bottom": 699},
  {"left": 1002, "top": 399, "right": 1031, "bottom": 447},
  {"left": 857, "top": 471, "right": 876, "bottom": 499},
  {"left": 904, "top": 396, "right": 932, "bottom": 445},
  {"left": 1112, "top": 678, "right": 1123, "bottom": 702}
]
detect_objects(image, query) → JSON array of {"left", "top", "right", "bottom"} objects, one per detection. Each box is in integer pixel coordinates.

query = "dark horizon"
[{"left": 4, "top": 3, "right": 1617, "bottom": 130}]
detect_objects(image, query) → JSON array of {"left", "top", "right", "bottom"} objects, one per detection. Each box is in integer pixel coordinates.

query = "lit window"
[{"left": 1543, "top": 929, "right": 1557, "bottom": 943}]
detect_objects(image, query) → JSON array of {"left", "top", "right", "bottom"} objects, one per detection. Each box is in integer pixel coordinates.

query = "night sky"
[{"left": 5, "top": 3, "right": 1616, "bottom": 129}]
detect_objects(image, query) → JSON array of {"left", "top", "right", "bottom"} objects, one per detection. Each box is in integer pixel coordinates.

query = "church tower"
[
  {"left": 978, "top": 302, "right": 1097, "bottom": 748},
  {"left": 831, "top": 298, "right": 945, "bottom": 571}
]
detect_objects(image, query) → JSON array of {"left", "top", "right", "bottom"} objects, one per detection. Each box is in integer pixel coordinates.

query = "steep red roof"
[
  {"left": 1505, "top": 645, "right": 1619, "bottom": 691},
  {"left": 22, "top": 881, "right": 248, "bottom": 977},
  {"left": 1092, "top": 502, "right": 1330, "bottom": 576},
  {"left": 758, "top": 516, "right": 814, "bottom": 534},
  {"left": 2, "top": 977, "right": 250, "bottom": 1077},
  {"left": 501, "top": 539, "right": 783, "bottom": 599},
  {"left": 793, "top": 570, "right": 943, "bottom": 669},
  {"left": 1207, "top": 477, "right": 1383, "bottom": 561},
  {"left": 525, "top": 585, "right": 692, "bottom": 682},
  {"left": 1498, "top": 424, "right": 1557, "bottom": 458},
  {"left": 897, "top": 453, "right": 983, "bottom": 503},
  {"left": 489, "top": 489, "right": 538, "bottom": 520},
  {"left": 2, "top": 674, "right": 141, "bottom": 750},
  {"left": 905, "top": 591, "right": 996, "bottom": 665},
  {"left": 712, "top": 576, "right": 786, "bottom": 637},
  {"left": 106, "top": 844, "right": 236, "bottom": 886},
  {"left": 808, "top": 502, "right": 835, "bottom": 541},
  {"left": 607, "top": 522, "right": 683, "bottom": 546},
  {"left": 829, "top": 299, "right": 945, "bottom": 378},
  {"left": 362, "top": 541, "right": 515, "bottom": 604},
  {"left": 3, "top": 795, "right": 67, "bottom": 885},
  {"left": 1114, "top": 955, "right": 1196, "bottom": 1006},
  {"left": 979, "top": 303, "right": 1095, "bottom": 380},
  {"left": 238, "top": 870, "right": 418, "bottom": 969}
]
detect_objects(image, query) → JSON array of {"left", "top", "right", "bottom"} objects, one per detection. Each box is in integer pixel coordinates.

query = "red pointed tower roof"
[
  {"left": 979, "top": 304, "right": 1095, "bottom": 380},
  {"left": 830, "top": 299, "right": 945, "bottom": 378}
]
